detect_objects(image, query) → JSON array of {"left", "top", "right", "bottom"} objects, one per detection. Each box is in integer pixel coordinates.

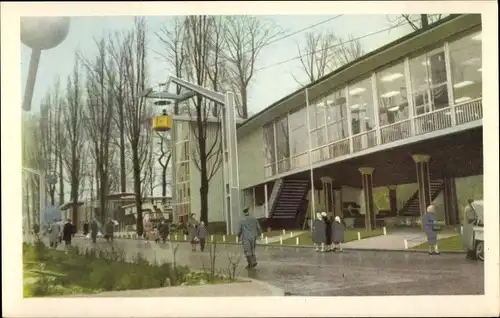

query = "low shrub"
[{"left": 23, "top": 242, "right": 196, "bottom": 297}]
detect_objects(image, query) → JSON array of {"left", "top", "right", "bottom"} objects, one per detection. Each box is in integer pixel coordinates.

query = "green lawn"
[
  {"left": 413, "top": 235, "right": 465, "bottom": 251},
  {"left": 168, "top": 230, "right": 284, "bottom": 243},
  {"left": 275, "top": 229, "right": 384, "bottom": 246}
]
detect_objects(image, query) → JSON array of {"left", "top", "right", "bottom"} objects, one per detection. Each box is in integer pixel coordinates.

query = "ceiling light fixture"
[
  {"left": 349, "top": 87, "right": 366, "bottom": 96},
  {"left": 455, "top": 96, "right": 472, "bottom": 103},
  {"left": 380, "top": 91, "right": 400, "bottom": 98},
  {"left": 453, "top": 81, "right": 474, "bottom": 88},
  {"left": 381, "top": 73, "right": 403, "bottom": 82}
]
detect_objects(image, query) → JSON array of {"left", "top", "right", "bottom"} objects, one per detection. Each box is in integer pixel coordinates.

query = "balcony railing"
[
  {"left": 353, "top": 130, "right": 377, "bottom": 152},
  {"left": 263, "top": 98, "right": 482, "bottom": 178}
]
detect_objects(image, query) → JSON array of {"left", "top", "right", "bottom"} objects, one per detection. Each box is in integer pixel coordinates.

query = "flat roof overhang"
[
  {"left": 286, "top": 126, "right": 483, "bottom": 189},
  {"left": 237, "top": 14, "right": 481, "bottom": 138}
]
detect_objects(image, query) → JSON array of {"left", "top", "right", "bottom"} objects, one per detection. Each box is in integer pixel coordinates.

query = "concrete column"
[
  {"left": 359, "top": 167, "right": 375, "bottom": 231},
  {"left": 443, "top": 176, "right": 459, "bottom": 225},
  {"left": 388, "top": 185, "right": 398, "bottom": 216},
  {"left": 412, "top": 154, "right": 431, "bottom": 224},
  {"left": 320, "top": 177, "right": 334, "bottom": 217}
]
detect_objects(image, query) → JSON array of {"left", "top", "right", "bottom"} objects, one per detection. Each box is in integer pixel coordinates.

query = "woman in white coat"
[{"left": 48, "top": 219, "right": 62, "bottom": 248}]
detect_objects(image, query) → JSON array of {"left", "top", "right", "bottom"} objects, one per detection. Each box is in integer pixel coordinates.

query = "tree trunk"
[
  {"left": 241, "top": 87, "right": 248, "bottom": 119},
  {"left": 133, "top": 149, "right": 144, "bottom": 236},
  {"left": 119, "top": 104, "right": 126, "bottom": 193},
  {"left": 421, "top": 14, "right": 429, "bottom": 28},
  {"left": 58, "top": 151, "right": 64, "bottom": 206},
  {"left": 197, "top": 117, "right": 209, "bottom": 224}
]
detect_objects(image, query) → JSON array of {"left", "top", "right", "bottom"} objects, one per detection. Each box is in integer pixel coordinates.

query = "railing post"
[
  {"left": 371, "top": 73, "right": 382, "bottom": 146},
  {"left": 444, "top": 42, "right": 456, "bottom": 126},
  {"left": 404, "top": 58, "right": 416, "bottom": 137},
  {"left": 345, "top": 87, "right": 354, "bottom": 153}
]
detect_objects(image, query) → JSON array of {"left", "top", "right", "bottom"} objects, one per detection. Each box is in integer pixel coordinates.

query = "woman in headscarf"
[
  {"left": 312, "top": 212, "right": 326, "bottom": 252},
  {"left": 187, "top": 213, "right": 199, "bottom": 251},
  {"left": 321, "top": 212, "right": 332, "bottom": 252},
  {"left": 332, "top": 216, "right": 345, "bottom": 253},
  {"left": 423, "top": 205, "right": 440, "bottom": 255}
]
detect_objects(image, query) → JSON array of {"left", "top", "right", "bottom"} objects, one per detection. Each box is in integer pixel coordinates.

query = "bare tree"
[
  {"left": 156, "top": 17, "right": 188, "bottom": 115},
  {"left": 387, "top": 14, "right": 451, "bottom": 31},
  {"left": 182, "top": 15, "right": 224, "bottom": 224},
  {"left": 293, "top": 32, "right": 364, "bottom": 86},
  {"left": 223, "top": 16, "right": 283, "bottom": 118},
  {"left": 61, "top": 58, "right": 86, "bottom": 224},
  {"left": 155, "top": 133, "right": 172, "bottom": 202},
  {"left": 120, "top": 17, "right": 150, "bottom": 235},
  {"left": 80, "top": 38, "right": 114, "bottom": 224},
  {"left": 39, "top": 89, "right": 60, "bottom": 206}
]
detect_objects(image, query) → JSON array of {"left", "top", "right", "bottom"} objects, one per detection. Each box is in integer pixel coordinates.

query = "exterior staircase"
[
  {"left": 400, "top": 180, "right": 445, "bottom": 216},
  {"left": 267, "top": 179, "right": 310, "bottom": 230}
]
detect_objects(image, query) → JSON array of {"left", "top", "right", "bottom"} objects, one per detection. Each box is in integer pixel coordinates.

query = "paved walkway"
[
  {"left": 68, "top": 279, "right": 283, "bottom": 297},
  {"left": 57, "top": 236, "right": 482, "bottom": 296},
  {"left": 342, "top": 232, "right": 458, "bottom": 250}
]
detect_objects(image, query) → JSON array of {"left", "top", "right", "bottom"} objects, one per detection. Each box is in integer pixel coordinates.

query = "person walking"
[
  {"left": 237, "top": 207, "right": 262, "bottom": 269},
  {"left": 197, "top": 221, "right": 208, "bottom": 252},
  {"left": 104, "top": 218, "right": 115, "bottom": 243},
  {"left": 32, "top": 223, "right": 40, "bottom": 243},
  {"left": 62, "top": 219, "right": 74, "bottom": 252},
  {"left": 187, "top": 213, "right": 199, "bottom": 251},
  {"left": 48, "top": 219, "right": 61, "bottom": 248},
  {"left": 332, "top": 216, "right": 345, "bottom": 253},
  {"left": 312, "top": 213, "right": 326, "bottom": 252},
  {"left": 321, "top": 212, "right": 333, "bottom": 252},
  {"left": 159, "top": 220, "right": 170, "bottom": 243},
  {"left": 424, "top": 205, "right": 440, "bottom": 255},
  {"left": 83, "top": 221, "right": 89, "bottom": 236},
  {"left": 90, "top": 218, "right": 99, "bottom": 244}
]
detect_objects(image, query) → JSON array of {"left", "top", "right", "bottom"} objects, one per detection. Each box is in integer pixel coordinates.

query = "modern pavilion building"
[{"left": 171, "top": 14, "right": 483, "bottom": 232}]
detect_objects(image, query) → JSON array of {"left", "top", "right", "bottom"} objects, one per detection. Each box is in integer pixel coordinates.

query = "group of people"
[
  {"left": 312, "top": 212, "right": 345, "bottom": 253},
  {"left": 185, "top": 214, "right": 208, "bottom": 252},
  {"left": 143, "top": 219, "right": 170, "bottom": 244},
  {"left": 46, "top": 219, "right": 76, "bottom": 250}
]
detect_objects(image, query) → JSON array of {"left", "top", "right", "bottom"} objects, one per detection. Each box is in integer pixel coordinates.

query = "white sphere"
[{"left": 21, "top": 17, "right": 70, "bottom": 50}]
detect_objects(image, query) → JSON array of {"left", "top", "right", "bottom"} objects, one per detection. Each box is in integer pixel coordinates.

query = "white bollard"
[
  {"left": 383, "top": 227, "right": 387, "bottom": 236},
  {"left": 174, "top": 234, "right": 178, "bottom": 241},
  {"left": 167, "top": 234, "right": 170, "bottom": 240},
  {"left": 460, "top": 226, "right": 463, "bottom": 234},
  {"left": 290, "top": 232, "right": 293, "bottom": 237},
  {"left": 279, "top": 236, "right": 283, "bottom": 245},
  {"left": 210, "top": 235, "right": 214, "bottom": 242},
  {"left": 261, "top": 233, "right": 264, "bottom": 240},
  {"left": 296, "top": 237, "right": 299, "bottom": 246},
  {"left": 223, "top": 235, "right": 226, "bottom": 242},
  {"left": 282, "top": 229, "right": 286, "bottom": 235},
  {"left": 184, "top": 234, "right": 187, "bottom": 241},
  {"left": 235, "top": 236, "right": 238, "bottom": 243},
  {"left": 403, "top": 239, "right": 408, "bottom": 250},
  {"left": 265, "top": 237, "right": 268, "bottom": 244},
  {"left": 357, "top": 232, "right": 361, "bottom": 240}
]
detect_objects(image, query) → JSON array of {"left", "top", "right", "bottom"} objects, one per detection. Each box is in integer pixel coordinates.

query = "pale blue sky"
[{"left": 21, "top": 15, "right": 414, "bottom": 115}]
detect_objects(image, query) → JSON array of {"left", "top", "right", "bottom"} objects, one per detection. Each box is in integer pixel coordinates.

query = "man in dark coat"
[
  {"left": 62, "top": 219, "right": 73, "bottom": 248},
  {"left": 83, "top": 221, "right": 89, "bottom": 236},
  {"left": 237, "top": 207, "right": 262, "bottom": 269},
  {"left": 321, "top": 212, "right": 332, "bottom": 252},
  {"left": 90, "top": 218, "right": 99, "bottom": 243},
  {"left": 159, "top": 220, "right": 170, "bottom": 243}
]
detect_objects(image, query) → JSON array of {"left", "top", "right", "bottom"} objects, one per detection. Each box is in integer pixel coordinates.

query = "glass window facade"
[
  {"left": 449, "top": 31, "right": 482, "bottom": 103},
  {"left": 348, "top": 77, "right": 375, "bottom": 135},
  {"left": 376, "top": 62, "right": 409, "bottom": 126},
  {"left": 260, "top": 29, "right": 482, "bottom": 177}
]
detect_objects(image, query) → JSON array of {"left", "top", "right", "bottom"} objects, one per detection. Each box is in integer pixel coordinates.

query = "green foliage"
[{"left": 22, "top": 242, "right": 225, "bottom": 297}]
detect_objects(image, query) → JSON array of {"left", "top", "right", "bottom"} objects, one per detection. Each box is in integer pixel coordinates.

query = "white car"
[{"left": 461, "top": 200, "right": 484, "bottom": 261}]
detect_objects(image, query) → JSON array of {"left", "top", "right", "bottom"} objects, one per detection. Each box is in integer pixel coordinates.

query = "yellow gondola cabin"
[{"left": 152, "top": 112, "right": 173, "bottom": 132}]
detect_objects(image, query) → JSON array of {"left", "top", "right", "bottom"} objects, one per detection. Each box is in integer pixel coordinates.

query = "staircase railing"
[
  {"left": 268, "top": 178, "right": 283, "bottom": 216},
  {"left": 399, "top": 180, "right": 445, "bottom": 215}
]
